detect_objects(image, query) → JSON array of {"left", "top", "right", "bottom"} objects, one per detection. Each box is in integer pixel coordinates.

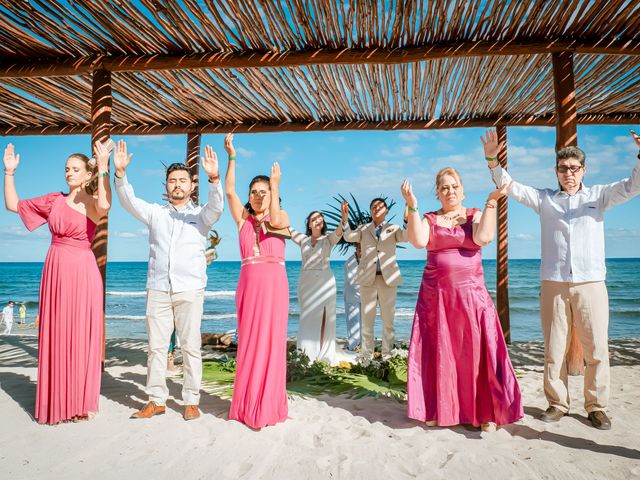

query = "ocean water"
[{"left": 1, "top": 259, "right": 639, "bottom": 341}]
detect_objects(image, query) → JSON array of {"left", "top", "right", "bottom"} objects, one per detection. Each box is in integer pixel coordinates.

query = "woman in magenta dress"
[
  {"left": 3, "top": 141, "right": 112, "bottom": 425},
  {"left": 223, "top": 134, "right": 289, "bottom": 429},
  {"left": 401, "top": 167, "right": 522, "bottom": 432}
]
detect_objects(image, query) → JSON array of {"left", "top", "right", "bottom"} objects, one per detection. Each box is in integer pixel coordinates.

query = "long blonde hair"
[{"left": 68, "top": 153, "right": 98, "bottom": 195}]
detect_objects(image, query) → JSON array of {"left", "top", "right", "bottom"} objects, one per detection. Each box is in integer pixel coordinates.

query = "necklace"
[{"left": 440, "top": 209, "right": 461, "bottom": 221}]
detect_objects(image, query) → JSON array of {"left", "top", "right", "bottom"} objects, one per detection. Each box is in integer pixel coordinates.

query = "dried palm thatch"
[{"left": 0, "top": 0, "right": 639, "bottom": 136}]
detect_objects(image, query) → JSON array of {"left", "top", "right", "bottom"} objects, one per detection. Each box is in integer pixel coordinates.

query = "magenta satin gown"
[
  {"left": 407, "top": 209, "right": 523, "bottom": 427},
  {"left": 18, "top": 193, "right": 103, "bottom": 425},
  {"left": 229, "top": 215, "right": 289, "bottom": 428}
]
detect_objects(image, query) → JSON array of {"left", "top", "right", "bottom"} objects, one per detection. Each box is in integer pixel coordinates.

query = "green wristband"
[
  {"left": 98, "top": 171, "right": 109, "bottom": 178},
  {"left": 407, "top": 205, "right": 419, "bottom": 213},
  {"left": 229, "top": 155, "right": 236, "bottom": 161},
  {"left": 485, "top": 156, "right": 497, "bottom": 162}
]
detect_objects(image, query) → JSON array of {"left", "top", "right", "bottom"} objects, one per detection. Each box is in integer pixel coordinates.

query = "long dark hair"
[
  {"left": 305, "top": 211, "right": 327, "bottom": 236},
  {"left": 244, "top": 175, "right": 271, "bottom": 215}
]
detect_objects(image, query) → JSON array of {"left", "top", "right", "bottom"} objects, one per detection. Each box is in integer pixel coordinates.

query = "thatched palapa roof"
[{"left": 0, "top": 0, "right": 639, "bottom": 136}]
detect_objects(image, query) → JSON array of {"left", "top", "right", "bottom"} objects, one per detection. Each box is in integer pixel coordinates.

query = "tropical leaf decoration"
[{"left": 321, "top": 193, "right": 401, "bottom": 254}]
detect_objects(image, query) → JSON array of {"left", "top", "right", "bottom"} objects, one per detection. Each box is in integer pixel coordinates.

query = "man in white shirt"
[
  {"left": 482, "top": 129, "right": 640, "bottom": 430},
  {"left": 1, "top": 301, "right": 14, "bottom": 335},
  {"left": 343, "top": 243, "right": 361, "bottom": 351},
  {"left": 344, "top": 198, "right": 408, "bottom": 357},
  {"left": 113, "top": 140, "right": 223, "bottom": 421}
]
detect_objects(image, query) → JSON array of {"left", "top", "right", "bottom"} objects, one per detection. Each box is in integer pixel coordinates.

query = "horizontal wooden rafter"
[
  {"left": 1, "top": 38, "right": 639, "bottom": 79},
  {"left": 2, "top": 112, "right": 640, "bottom": 137}
]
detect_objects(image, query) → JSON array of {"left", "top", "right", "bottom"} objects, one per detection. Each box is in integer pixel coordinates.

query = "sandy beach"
[{"left": 1, "top": 334, "right": 639, "bottom": 480}]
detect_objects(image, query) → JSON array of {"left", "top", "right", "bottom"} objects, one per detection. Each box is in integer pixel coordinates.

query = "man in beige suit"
[{"left": 344, "top": 198, "right": 407, "bottom": 357}]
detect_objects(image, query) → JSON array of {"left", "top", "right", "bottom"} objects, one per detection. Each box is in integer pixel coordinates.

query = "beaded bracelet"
[
  {"left": 485, "top": 202, "right": 497, "bottom": 209},
  {"left": 4, "top": 170, "right": 15, "bottom": 176}
]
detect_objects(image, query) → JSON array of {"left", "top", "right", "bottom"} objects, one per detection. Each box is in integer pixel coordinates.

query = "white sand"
[{"left": 1, "top": 336, "right": 639, "bottom": 480}]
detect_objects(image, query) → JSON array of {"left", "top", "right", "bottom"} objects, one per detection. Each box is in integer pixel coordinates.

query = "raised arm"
[
  {"left": 268, "top": 162, "right": 289, "bottom": 228},
  {"left": 600, "top": 130, "right": 640, "bottom": 210},
  {"left": 113, "top": 140, "right": 154, "bottom": 225},
  {"left": 481, "top": 129, "right": 542, "bottom": 213},
  {"left": 3, "top": 144, "right": 20, "bottom": 213},
  {"left": 199, "top": 144, "right": 224, "bottom": 228},
  {"left": 92, "top": 139, "right": 112, "bottom": 217},
  {"left": 473, "top": 181, "right": 511, "bottom": 246},
  {"left": 290, "top": 228, "right": 306, "bottom": 246},
  {"left": 401, "top": 179, "right": 429, "bottom": 248},
  {"left": 328, "top": 201, "right": 349, "bottom": 245},
  {"left": 223, "top": 134, "right": 246, "bottom": 226}
]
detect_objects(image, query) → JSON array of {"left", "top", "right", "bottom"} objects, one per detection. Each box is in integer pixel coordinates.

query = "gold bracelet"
[
  {"left": 485, "top": 201, "right": 497, "bottom": 209},
  {"left": 4, "top": 171, "right": 15, "bottom": 176}
]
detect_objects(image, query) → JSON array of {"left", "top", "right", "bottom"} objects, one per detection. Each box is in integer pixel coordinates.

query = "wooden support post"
[
  {"left": 90, "top": 69, "right": 112, "bottom": 369},
  {"left": 186, "top": 133, "right": 201, "bottom": 204},
  {"left": 552, "top": 51, "right": 584, "bottom": 376},
  {"left": 496, "top": 125, "right": 510, "bottom": 343}
]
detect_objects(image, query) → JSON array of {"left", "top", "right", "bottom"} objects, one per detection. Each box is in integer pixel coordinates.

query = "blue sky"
[{"left": 1, "top": 125, "right": 639, "bottom": 262}]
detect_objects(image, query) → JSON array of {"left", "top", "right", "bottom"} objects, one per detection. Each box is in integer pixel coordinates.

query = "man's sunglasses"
[{"left": 556, "top": 165, "right": 583, "bottom": 174}]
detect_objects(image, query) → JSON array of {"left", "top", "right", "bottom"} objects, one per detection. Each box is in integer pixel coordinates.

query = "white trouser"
[
  {"left": 146, "top": 288, "right": 204, "bottom": 406},
  {"left": 2, "top": 320, "right": 12, "bottom": 335},
  {"left": 344, "top": 295, "right": 361, "bottom": 351}
]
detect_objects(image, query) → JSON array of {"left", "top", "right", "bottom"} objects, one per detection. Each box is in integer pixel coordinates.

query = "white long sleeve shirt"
[
  {"left": 115, "top": 175, "right": 224, "bottom": 292},
  {"left": 490, "top": 158, "right": 640, "bottom": 282}
]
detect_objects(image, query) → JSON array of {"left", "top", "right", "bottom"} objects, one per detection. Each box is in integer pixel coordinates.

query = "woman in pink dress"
[
  {"left": 401, "top": 167, "right": 523, "bottom": 432},
  {"left": 3, "top": 141, "right": 112, "bottom": 425},
  {"left": 223, "top": 134, "right": 289, "bottom": 429}
]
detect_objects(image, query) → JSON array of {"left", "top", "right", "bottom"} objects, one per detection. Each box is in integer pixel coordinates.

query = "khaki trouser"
[
  {"left": 360, "top": 275, "right": 397, "bottom": 356},
  {"left": 540, "top": 280, "right": 609, "bottom": 413},
  {"left": 146, "top": 288, "right": 204, "bottom": 406}
]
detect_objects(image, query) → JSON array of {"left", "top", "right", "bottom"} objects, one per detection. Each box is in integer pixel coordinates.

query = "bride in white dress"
[{"left": 292, "top": 202, "right": 353, "bottom": 365}]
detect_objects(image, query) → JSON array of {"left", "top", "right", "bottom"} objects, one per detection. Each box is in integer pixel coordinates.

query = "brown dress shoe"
[
  {"left": 588, "top": 411, "right": 611, "bottom": 430},
  {"left": 183, "top": 405, "right": 201, "bottom": 421},
  {"left": 539, "top": 406, "right": 565, "bottom": 423},
  {"left": 130, "top": 402, "right": 166, "bottom": 419}
]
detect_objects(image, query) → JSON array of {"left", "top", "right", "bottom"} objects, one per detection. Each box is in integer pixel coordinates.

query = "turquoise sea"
[{"left": 1, "top": 259, "right": 639, "bottom": 341}]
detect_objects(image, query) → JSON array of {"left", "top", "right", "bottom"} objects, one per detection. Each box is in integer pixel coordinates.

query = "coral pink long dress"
[
  {"left": 229, "top": 215, "right": 289, "bottom": 428},
  {"left": 407, "top": 209, "right": 523, "bottom": 427},
  {"left": 18, "top": 192, "right": 103, "bottom": 425}
]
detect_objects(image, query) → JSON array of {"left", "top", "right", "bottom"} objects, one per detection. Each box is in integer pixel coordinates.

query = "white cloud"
[
  {"left": 398, "top": 132, "right": 420, "bottom": 142},
  {"left": 236, "top": 147, "right": 256, "bottom": 158},
  {"left": 270, "top": 147, "right": 292, "bottom": 163},
  {"left": 514, "top": 233, "right": 536, "bottom": 241}
]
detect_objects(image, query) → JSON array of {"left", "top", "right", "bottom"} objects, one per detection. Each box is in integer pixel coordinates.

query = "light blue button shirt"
[
  {"left": 490, "top": 159, "right": 640, "bottom": 282},
  {"left": 115, "top": 175, "right": 224, "bottom": 292}
]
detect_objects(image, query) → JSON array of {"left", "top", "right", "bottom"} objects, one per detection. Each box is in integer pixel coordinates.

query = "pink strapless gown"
[
  {"left": 228, "top": 215, "right": 289, "bottom": 428},
  {"left": 18, "top": 193, "right": 103, "bottom": 425},
  {"left": 407, "top": 209, "right": 523, "bottom": 427}
]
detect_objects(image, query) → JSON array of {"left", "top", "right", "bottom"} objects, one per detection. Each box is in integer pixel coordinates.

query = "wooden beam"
[
  {"left": 2, "top": 112, "right": 640, "bottom": 137},
  {"left": 186, "top": 133, "right": 201, "bottom": 204},
  {"left": 552, "top": 51, "right": 584, "bottom": 376},
  {"left": 90, "top": 68, "right": 112, "bottom": 369},
  {"left": 496, "top": 125, "right": 510, "bottom": 343},
  {"left": 1, "top": 38, "right": 639, "bottom": 78}
]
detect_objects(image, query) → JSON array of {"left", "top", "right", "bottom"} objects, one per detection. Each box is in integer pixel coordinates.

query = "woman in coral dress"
[
  {"left": 292, "top": 203, "right": 351, "bottom": 365},
  {"left": 3, "top": 141, "right": 112, "bottom": 424},
  {"left": 401, "top": 167, "right": 523, "bottom": 431},
  {"left": 223, "top": 134, "right": 289, "bottom": 429}
]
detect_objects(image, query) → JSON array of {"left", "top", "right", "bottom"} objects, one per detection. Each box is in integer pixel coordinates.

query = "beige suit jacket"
[{"left": 343, "top": 222, "right": 408, "bottom": 287}]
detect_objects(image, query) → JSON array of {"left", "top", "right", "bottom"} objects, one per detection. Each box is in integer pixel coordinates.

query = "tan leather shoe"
[
  {"left": 130, "top": 402, "right": 166, "bottom": 419},
  {"left": 588, "top": 411, "right": 611, "bottom": 430},
  {"left": 539, "top": 406, "right": 565, "bottom": 423},
  {"left": 183, "top": 405, "right": 201, "bottom": 421}
]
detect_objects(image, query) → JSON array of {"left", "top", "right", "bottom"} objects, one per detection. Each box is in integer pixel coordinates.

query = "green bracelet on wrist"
[
  {"left": 407, "top": 205, "right": 419, "bottom": 213},
  {"left": 485, "top": 156, "right": 497, "bottom": 162},
  {"left": 229, "top": 155, "right": 236, "bottom": 161},
  {"left": 98, "top": 171, "right": 109, "bottom": 178}
]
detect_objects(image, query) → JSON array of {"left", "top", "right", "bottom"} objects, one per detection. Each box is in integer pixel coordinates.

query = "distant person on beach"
[
  {"left": 343, "top": 198, "right": 408, "bottom": 358},
  {"left": 292, "top": 203, "right": 351, "bottom": 365},
  {"left": 18, "top": 303, "right": 26, "bottom": 324},
  {"left": 2, "top": 301, "right": 14, "bottom": 335},
  {"left": 482, "top": 129, "right": 640, "bottom": 430},
  {"left": 401, "top": 169, "right": 523, "bottom": 432},
  {"left": 114, "top": 139, "right": 223, "bottom": 421},
  {"left": 3, "top": 141, "right": 112, "bottom": 424},
  {"left": 343, "top": 242, "right": 362, "bottom": 351},
  {"left": 224, "top": 133, "right": 290, "bottom": 430}
]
